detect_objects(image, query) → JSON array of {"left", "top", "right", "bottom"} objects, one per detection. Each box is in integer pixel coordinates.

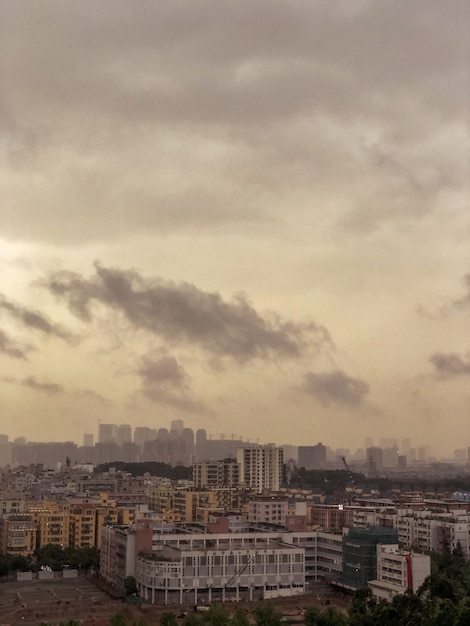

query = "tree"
[
  {"left": 230, "top": 609, "right": 251, "bottom": 626},
  {"left": 125, "top": 575, "right": 138, "bottom": 596},
  {"left": 160, "top": 613, "right": 178, "bottom": 626},
  {"left": 253, "top": 602, "right": 283, "bottom": 626},
  {"left": 304, "top": 606, "right": 348, "bottom": 626},
  {"left": 108, "top": 613, "right": 129, "bottom": 626}
]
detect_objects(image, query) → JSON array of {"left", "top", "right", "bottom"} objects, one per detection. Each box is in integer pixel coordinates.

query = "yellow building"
[
  {"left": 69, "top": 505, "right": 96, "bottom": 549},
  {"left": 26, "top": 502, "right": 70, "bottom": 549},
  {"left": 0, "top": 515, "right": 36, "bottom": 556}
]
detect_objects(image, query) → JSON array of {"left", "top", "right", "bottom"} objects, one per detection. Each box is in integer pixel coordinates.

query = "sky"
[{"left": 1, "top": 0, "right": 469, "bottom": 455}]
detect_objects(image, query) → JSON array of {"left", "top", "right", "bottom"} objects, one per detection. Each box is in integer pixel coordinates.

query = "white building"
[
  {"left": 248, "top": 496, "right": 289, "bottom": 525},
  {"left": 237, "top": 444, "right": 284, "bottom": 493},
  {"left": 100, "top": 522, "right": 344, "bottom": 602},
  {"left": 369, "top": 544, "right": 430, "bottom": 602},
  {"left": 137, "top": 538, "right": 305, "bottom": 604}
]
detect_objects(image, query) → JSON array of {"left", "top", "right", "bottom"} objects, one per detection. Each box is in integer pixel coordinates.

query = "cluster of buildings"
[{"left": 6, "top": 433, "right": 470, "bottom": 607}]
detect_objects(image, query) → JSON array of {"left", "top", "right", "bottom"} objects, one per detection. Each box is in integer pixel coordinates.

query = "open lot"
[
  {"left": 0, "top": 576, "right": 125, "bottom": 625},
  {"left": 0, "top": 578, "right": 351, "bottom": 625}
]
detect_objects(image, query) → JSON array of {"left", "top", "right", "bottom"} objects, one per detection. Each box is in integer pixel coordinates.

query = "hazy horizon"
[{"left": 1, "top": 1, "right": 469, "bottom": 455}]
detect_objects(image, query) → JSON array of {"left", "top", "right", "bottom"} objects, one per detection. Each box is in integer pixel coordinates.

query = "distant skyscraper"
[
  {"left": 298, "top": 443, "right": 327, "bottom": 469},
  {"left": 98, "top": 423, "right": 117, "bottom": 444},
  {"left": 171, "top": 419, "right": 184, "bottom": 434},
  {"left": 181, "top": 428, "right": 195, "bottom": 456},
  {"left": 133, "top": 427, "right": 156, "bottom": 447},
  {"left": 117, "top": 424, "right": 132, "bottom": 445},
  {"left": 366, "top": 447, "right": 383, "bottom": 476},
  {"left": 83, "top": 433, "right": 94, "bottom": 447}
]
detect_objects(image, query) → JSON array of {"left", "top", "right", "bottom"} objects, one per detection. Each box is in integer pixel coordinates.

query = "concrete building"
[
  {"left": 98, "top": 423, "right": 117, "bottom": 444},
  {"left": 342, "top": 526, "right": 399, "bottom": 589},
  {"left": 369, "top": 544, "right": 430, "bottom": 601},
  {"left": 0, "top": 514, "right": 36, "bottom": 556},
  {"left": 99, "top": 520, "right": 346, "bottom": 600},
  {"left": 193, "top": 460, "right": 240, "bottom": 489},
  {"left": 298, "top": 444, "right": 327, "bottom": 469},
  {"left": 248, "top": 496, "right": 289, "bottom": 526},
  {"left": 237, "top": 444, "right": 283, "bottom": 493},
  {"left": 137, "top": 537, "right": 305, "bottom": 604}
]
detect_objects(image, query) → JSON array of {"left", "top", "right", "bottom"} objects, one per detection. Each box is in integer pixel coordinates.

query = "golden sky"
[{"left": 1, "top": 1, "right": 469, "bottom": 454}]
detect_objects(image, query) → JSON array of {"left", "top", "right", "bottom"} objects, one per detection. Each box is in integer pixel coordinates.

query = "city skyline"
[{"left": 1, "top": 2, "right": 469, "bottom": 453}]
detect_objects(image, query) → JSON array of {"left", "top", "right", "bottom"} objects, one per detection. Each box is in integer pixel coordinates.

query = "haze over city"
[{"left": 1, "top": 1, "right": 469, "bottom": 455}]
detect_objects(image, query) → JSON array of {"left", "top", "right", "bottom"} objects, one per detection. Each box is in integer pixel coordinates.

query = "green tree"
[
  {"left": 125, "top": 575, "right": 138, "bottom": 596},
  {"left": 230, "top": 609, "right": 251, "bottom": 626},
  {"left": 305, "top": 606, "right": 348, "bottom": 626},
  {"left": 160, "top": 612, "right": 179, "bottom": 626},
  {"left": 108, "top": 612, "right": 129, "bottom": 626},
  {"left": 253, "top": 602, "right": 283, "bottom": 626}
]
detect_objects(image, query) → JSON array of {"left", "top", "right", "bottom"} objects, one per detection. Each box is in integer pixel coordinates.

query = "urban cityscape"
[
  {"left": 2, "top": 0, "right": 469, "bottom": 624},
  {"left": 1, "top": 415, "right": 470, "bottom": 622}
]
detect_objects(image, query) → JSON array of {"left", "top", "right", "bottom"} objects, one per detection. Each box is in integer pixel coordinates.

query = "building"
[
  {"left": 342, "top": 526, "right": 398, "bottom": 589},
  {"left": 98, "top": 423, "right": 118, "bottom": 444},
  {"left": 137, "top": 537, "right": 305, "bottom": 605},
  {"left": 0, "top": 514, "right": 36, "bottom": 556},
  {"left": 298, "top": 444, "right": 327, "bottom": 469},
  {"left": 369, "top": 544, "right": 430, "bottom": 601},
  {"left": 193, "top": 460, "right": 240, "bottom": 489},
  {"left": 248, "top": 496, "right": 289, "bottom": 526},
  {"left": 237, "top": 444, "right": 284, "bottom": 493}
]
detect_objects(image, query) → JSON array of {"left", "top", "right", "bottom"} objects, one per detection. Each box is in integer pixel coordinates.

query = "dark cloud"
[
  {"left": 45, "top": 263, "right": 330, "bottom": 361},
  {"left": 0, "top": 294, "right": 75, "bottom": 341},
  {"left": 452, "top": 274, "right": 470, "bottom": 312},
  {"left": 138, "top": 355, "right": 204, "bottom": 413},
  {"left": 3, "top": 375, "right": 63, "bottom": 394},
  {"left": 139, "top": 355, "right": 187, "bottom": 388},
  {"left": 0, "top": 329, "right": 29, "bottom": 360},
  {"left": 1, "top": 1, "right": 467, "bottom": 244},
  {"left": 299, "top": 370, "right": 369, "bottom": 407},
  {"left": 430, "top": 352, "right": 470, "bottom": 378}
]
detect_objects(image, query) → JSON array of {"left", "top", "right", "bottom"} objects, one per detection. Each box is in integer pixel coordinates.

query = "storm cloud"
[
  {"left": 430, "top": 352, "right": 470, "bottom": 378},
  {"left": 45, "top": 263, "right": 329, "bottom": 362},
  {"left": 299, "top": 370, "right": 369, "bottom": 407},
  {"left": 138, "top": 355, "right": 204, "bottom": 412},
  {"left": 0, "top": 329, "right": 28, "bottom": 360},
  {"left": 0, "top": 294, "right": 74, "bottom": 341},
  {"left": 3, "top": 375, "right": 64, "bottom": 395}
]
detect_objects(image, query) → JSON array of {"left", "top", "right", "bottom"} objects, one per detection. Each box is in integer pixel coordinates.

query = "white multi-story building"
[
  {"left": 100, "top": 522, "right": 343, "bottom": 602},
  {"left": 248, "top": 496, "right": 289, "bottom": 525},
  {"left": 237, "top": 444, "right": 283, "bottom": 493},
  {"left": 137, "top": 538, "right": 305, "bottom": 604},
  {"left": 369, "top": 544, "right": 430, "bottom": 602}
]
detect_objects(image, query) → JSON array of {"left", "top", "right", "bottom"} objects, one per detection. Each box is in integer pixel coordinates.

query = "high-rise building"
[
  {"left": 83, "top": 433, "right": 94, "bottom": 447},
  {"left": 366, "top": 447, "right": 384, "bottom": 476},
  {"left": 193, "top": 460, "right": 240, "bottom": 489},
  {"left": 98, "top": 423, "right": 117, "bottom": 444},
  {"left": 171, "top": 420, "right": 184, "bottom": 434},
  {"left": 298, "top": 443, "right": 326, "bottom": 469},
  {"left": 117, "top": 424, "right": 132, "bottom": 446},
  {"left": 237, "top": 444, "right": 284, "bottom": 493},
  {"left": 134, "top": 427, "right": 156, "bottom": 448}
]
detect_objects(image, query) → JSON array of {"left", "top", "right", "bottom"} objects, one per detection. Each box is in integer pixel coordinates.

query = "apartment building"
[
  {"left": 26, "top": 502, "right": 70, "bottom": 549},
  {"left": 248, "top": 496, "right": 289, "bottom": 526},
  {"left": 0, "top": 514, "right": 36, "bottom": 556},
  {"left": 237, "top": 444, "right": 284, "bottom": 493},
  {"left": 69, "top": 504, "right": 96, "bottom": 549},
  {"left": 192, "top": 460, "right": 240, "bottom": 489}
]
